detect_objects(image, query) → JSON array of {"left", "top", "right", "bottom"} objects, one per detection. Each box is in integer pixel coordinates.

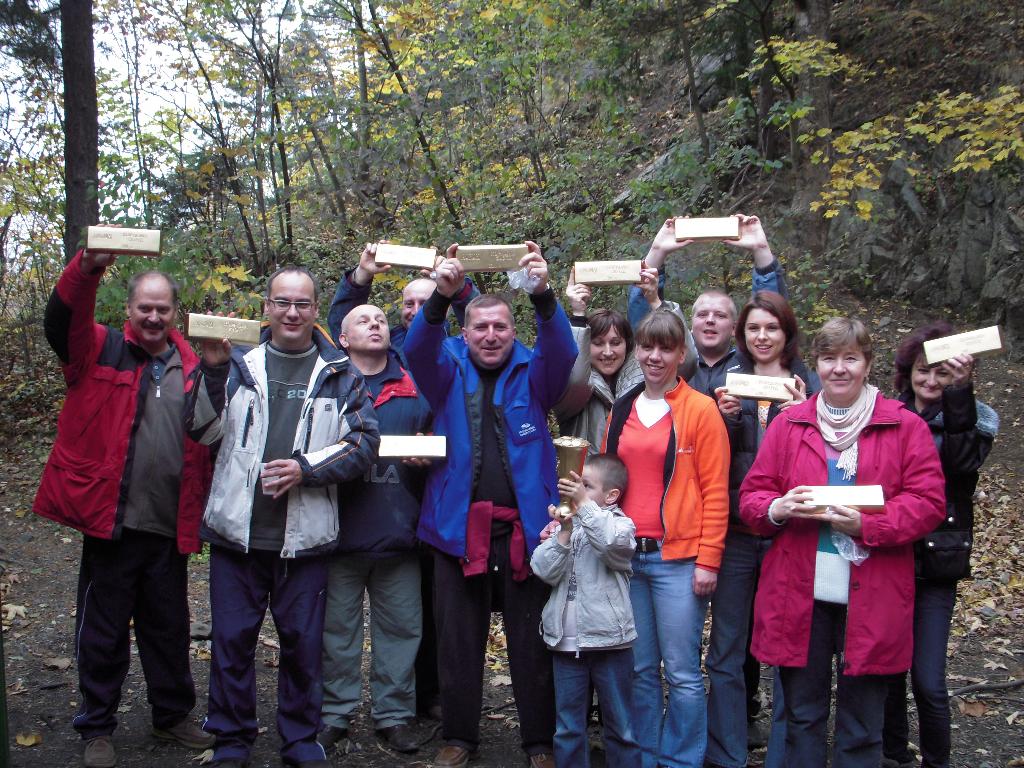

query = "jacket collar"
[
  {"left": 785, "top": 391, "right": 904, "bottom": 426},
  {"left": 121, "top": 322, "right": 200, "bottom": 371}
]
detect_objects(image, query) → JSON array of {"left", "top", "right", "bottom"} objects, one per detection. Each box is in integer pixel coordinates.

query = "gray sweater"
[{"left": 530, "top": 500, "right": 637, "bottom": 650}]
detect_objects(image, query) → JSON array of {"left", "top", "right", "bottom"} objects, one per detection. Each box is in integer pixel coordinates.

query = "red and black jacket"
[{"left": 33, "top": 251, "right": 213, "bottom": 554}]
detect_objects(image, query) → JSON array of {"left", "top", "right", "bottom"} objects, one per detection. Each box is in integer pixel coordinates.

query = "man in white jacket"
[{"left": 187, "top": 266, "right": 379, "bottom": 768}]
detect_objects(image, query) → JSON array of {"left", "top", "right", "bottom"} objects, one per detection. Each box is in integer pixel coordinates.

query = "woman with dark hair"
[
  {"left": 881, "top": 321, "right": 999, "bottom": 768},
  {"left": 739, "top": 317, "right": 946, "bottom": 768},
  {"left": 554, "top": 269, "right": 696, "bottom": 449},
  {"left": 603, "top": 310, "right": 730, "bottom": 768},
  {"left": 705, "top": 291, "right": 819, "bottom": 768}
]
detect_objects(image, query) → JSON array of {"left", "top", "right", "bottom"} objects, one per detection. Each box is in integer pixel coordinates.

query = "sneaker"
[
  {"left": 316, "top": 724, "right": 349, "bottom": 752},
  {"left": 83, "top": 736, "right": 116, "bottom": 768},
  {"left": 377, "top": 722, "right": 420, "bottom": 753},
  {"left": 152, "top": 718, "right": 216, "bottom": 749}
]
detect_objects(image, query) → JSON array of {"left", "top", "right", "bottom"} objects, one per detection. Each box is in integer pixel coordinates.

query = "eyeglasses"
[{"left": 268, "top": 298, "right": 315, "bottom": 313}]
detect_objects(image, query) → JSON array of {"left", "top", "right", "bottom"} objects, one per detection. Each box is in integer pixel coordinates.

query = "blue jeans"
[
  {"left": 706, "top": 531, "right": 771, "bottom": 767},
  {"left": 553, "top": 648, "right": 639, "bottom": 768},
  {"left": 763, "top": 670, "right": 786, "bottom": 768},
  {"left": 630, "top": 551, "right": 709, "bottom": 768},
  {"left": 882, "top": 581, "right": 957, "bottom": 768}
]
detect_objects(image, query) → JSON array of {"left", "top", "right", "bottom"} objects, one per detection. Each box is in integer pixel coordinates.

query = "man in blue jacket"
[
  {"left": 404, "top": 243, "right": 576, "bottom": 768},
  {"left": 318, "top": 304, "right": 432, "bottom": 755}
]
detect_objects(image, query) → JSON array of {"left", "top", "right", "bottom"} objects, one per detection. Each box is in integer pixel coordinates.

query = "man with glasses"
[{"left": 187, "top": 266, "right": 380, "bottom": 768}]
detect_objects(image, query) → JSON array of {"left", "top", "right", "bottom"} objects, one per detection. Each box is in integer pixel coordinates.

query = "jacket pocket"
[
  {"left": 504, "top": 401, "right": 544, "bottom": 446},
  {"left": 916, "top": 530, "right": 971, "bottom": 581}
]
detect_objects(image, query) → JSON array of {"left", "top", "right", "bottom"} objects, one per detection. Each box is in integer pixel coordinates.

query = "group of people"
[{"left": 32, "top": 213, "right": 997, "bottom": 768}]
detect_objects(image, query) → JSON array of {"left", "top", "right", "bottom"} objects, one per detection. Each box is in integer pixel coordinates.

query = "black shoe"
[
  {"left": 377, "top": 723, "right": 420, "bottom": 753},
  {"left": 316, "top": 724, "right": 349, "bottom": 752}
]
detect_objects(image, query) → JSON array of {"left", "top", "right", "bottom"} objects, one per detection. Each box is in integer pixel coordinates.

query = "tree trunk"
[
  {"left": 61, "top": 0, "right": 98, "bottom": 263},
  {"left": 792, "top": 0, "right": 832, "bottom": 255}
]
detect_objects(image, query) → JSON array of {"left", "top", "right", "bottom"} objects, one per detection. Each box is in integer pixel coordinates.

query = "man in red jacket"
[{"left": 33, "top": 245, "right": 214, "bottom": 768}]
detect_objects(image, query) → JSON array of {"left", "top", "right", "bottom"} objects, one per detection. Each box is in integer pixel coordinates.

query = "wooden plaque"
[
  {"left": 378, "top": 435, "right": 447, "bottom": 458},
  {"left": 186, "top": 314, "right": 262, "bottom": 346},
  {"left": 724, "top": 372, "right": 796, "bottom": 402},
  {"left": 572, "top": 260, "right": 644, "bottom": 286},
  {"left": 455, "top": 244, "right": 529, "bottom": 272},
  {"left": 86, "top": 226, "right": 162, "bottom": 257},
  {"left": 805, "top": 485, "right": 885, "bottom": 510},
  {"left": 673, "top": 217, "right": 740, "bottom": 242},
  {"left": 375, "top": 243, "right": 438, "bottom": 270},
  {"left": 922, "top": 326, "right": 1003, "bottom": 365}
]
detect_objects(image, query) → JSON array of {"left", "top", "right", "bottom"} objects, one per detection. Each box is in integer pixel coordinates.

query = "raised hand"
[{"left": 352, "top": 242, "right": 393, "bottom": 286}]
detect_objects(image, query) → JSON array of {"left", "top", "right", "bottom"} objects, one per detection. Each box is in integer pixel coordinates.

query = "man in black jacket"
[{"left": 318, "top": 304, "right": 433, "bottom": 755}]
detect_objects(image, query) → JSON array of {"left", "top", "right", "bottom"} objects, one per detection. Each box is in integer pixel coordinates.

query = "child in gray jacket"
[{"left": 530, "top": 453, "right": 639, "bottom": 767}]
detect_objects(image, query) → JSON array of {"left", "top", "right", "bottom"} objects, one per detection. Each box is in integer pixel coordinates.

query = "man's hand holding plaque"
[{"left": 432, "top": 244, "right": 466, "bottom": 298}]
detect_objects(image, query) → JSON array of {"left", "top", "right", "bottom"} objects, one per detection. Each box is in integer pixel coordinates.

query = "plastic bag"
[
  {"left": 831, "top": 529, "right": 871, "bottom": 566},
  {"left": 506, "top": 267, "right": 542, "bottom": 293}
]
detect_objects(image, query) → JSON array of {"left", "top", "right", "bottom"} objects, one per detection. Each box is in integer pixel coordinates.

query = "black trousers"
[
  {"left": 432, "top": 535, "right": 555, "bottom": 755},
  {"left": 415, "top": 547, "right": 441, "bottom": 712},
  {"left": 73, "top": 529, "right": 196, "bottom": 739}
]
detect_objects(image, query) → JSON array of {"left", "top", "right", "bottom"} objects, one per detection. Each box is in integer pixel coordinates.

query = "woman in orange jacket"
[{"left": 603, "top": 310, "right": 730, "bottom": 768}]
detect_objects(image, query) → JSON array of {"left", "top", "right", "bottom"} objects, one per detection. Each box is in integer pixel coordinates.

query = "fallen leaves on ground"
[{"left": 15, "top": 732, "right": 42, "bottom": 747}]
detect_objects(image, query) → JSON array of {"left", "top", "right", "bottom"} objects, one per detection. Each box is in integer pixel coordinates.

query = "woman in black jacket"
[
  {"left": 881, "top": 321, "right": 999, "bottom": 768},
  {"left": 706, "top": 290, "right": 819, "bottom": 768}
]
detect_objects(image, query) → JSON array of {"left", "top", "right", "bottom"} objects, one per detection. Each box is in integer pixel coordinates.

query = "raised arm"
[
  {"left": 44, "top": 249, "right": 115, "bottom": 385},
  {"left": 327, "top": 243, "right": 387, "bottom": 342}
]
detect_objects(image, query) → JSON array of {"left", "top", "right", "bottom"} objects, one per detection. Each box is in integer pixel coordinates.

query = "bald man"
[
  {"left": 327, "top": 243, "right": 478, "bottom": 356},
  {"left": 318, "top": 304, "right": 433, "bottom": 755}
]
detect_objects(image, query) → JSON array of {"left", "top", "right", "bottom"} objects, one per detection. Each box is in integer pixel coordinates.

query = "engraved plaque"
[
  {"left": 724, "top": 372, "right": 796, "bottom": 402},
  {"left": 572, "top": 260, "right": 644, "bottom": 286},
  {"left": 455, "top": 244, "right": 529, "bottom": 272},
  {"left": 378, "top": 435, "right": 448, "bottom": 458},
  {"left": 673, "top": 217, "right": 740, "bottom": 242},
  {"left": 805, "top": 485, "right": 885, "bottom": 510},
  {"left": 922, "top": 326, "right": 1003, "bottom": 365},
  {"left": 186, "top": 314, "right": 262, "bottom": 346},
  {"left": 375, "top": 243, "right": 438, "bottom": 270},
  {"left": 86, "top": 226, "right": 162, "bottom": 257}
]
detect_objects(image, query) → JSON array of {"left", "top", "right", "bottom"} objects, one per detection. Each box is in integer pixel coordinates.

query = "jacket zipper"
[
  {"left": 241, "top": 400, "right": 255, "bottom": 447},
  {"left": 303, "top": 403, "right": 314, "bottom": 453}
]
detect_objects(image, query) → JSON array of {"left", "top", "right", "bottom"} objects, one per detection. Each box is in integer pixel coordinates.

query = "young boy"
[{"left": 530, "top": 453, "right": 639, "bottom": 768}]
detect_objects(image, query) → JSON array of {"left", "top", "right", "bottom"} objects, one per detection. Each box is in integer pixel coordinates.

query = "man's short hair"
[
  {"left": 692, "top": 289, "right": 738, "bottom": 322},
  {"left": 464, "top": 293, "right": 514, "bottom": 325},
  {"left": 127, "top": 270, "right": 179, "bottom": 304},
  {"left": 266, "top": 265, "right": 320, "bottom": 302},
  {"left": 587, "top": 453, "right": 628, "bottom": 497}
]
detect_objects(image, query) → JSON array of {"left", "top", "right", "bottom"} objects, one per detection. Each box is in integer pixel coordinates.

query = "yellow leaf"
[
  {"left": 480, "top": 7, "right": 499, "bottom": 21},
  {"left": 855, "top": 200, "right": 873, "bottom": 220},
  {"left": 185, "top": 190, "right": 203, "bottom": 201},
  {"left": 199, "top": 161, "right": 215, "bottom": 175},
  {"left": 16, "top": 732, "right": 43, "bottom": 747}
]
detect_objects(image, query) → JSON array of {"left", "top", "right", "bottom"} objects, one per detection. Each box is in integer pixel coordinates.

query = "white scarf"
[{"left": 816, "top": 384, "right": 879, "bottom": 481}]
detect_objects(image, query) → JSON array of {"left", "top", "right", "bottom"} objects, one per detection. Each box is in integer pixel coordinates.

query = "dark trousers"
[
  {"left": 432, "top": 537, "right": 555, "bottom": 755},
  {"left": 73, "top": 530, "right": 196, "bottom": 739},
  {"left": 779, "top": 600, "right": 888, "bottom": 768},
  {"left": 883, "top": 581, "right": 957, "bottom": 768},
  {"left": 205, "top": 546, "right": 328, "bottom": 765},
  {"left": 415, "top": 546, "right": 441, "bottom": 713}
]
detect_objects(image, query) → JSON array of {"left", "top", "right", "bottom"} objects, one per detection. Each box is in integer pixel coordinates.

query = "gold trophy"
[{"left": 553, "top": 436, "right": 590, "bottom": 519}]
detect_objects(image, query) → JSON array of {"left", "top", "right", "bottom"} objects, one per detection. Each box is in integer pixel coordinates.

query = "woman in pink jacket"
[{"left": 739, "top": 317, "right": 945, "bottom": 768}]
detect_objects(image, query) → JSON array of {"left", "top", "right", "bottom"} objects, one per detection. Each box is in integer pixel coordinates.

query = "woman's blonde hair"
[{"left": 811, "top": 317, "right": 873, "bottom": 365}]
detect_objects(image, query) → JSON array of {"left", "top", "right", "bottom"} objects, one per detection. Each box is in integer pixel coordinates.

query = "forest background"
[{"left": 0, "top": 0, "right": 1023, "bottom": 766}]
